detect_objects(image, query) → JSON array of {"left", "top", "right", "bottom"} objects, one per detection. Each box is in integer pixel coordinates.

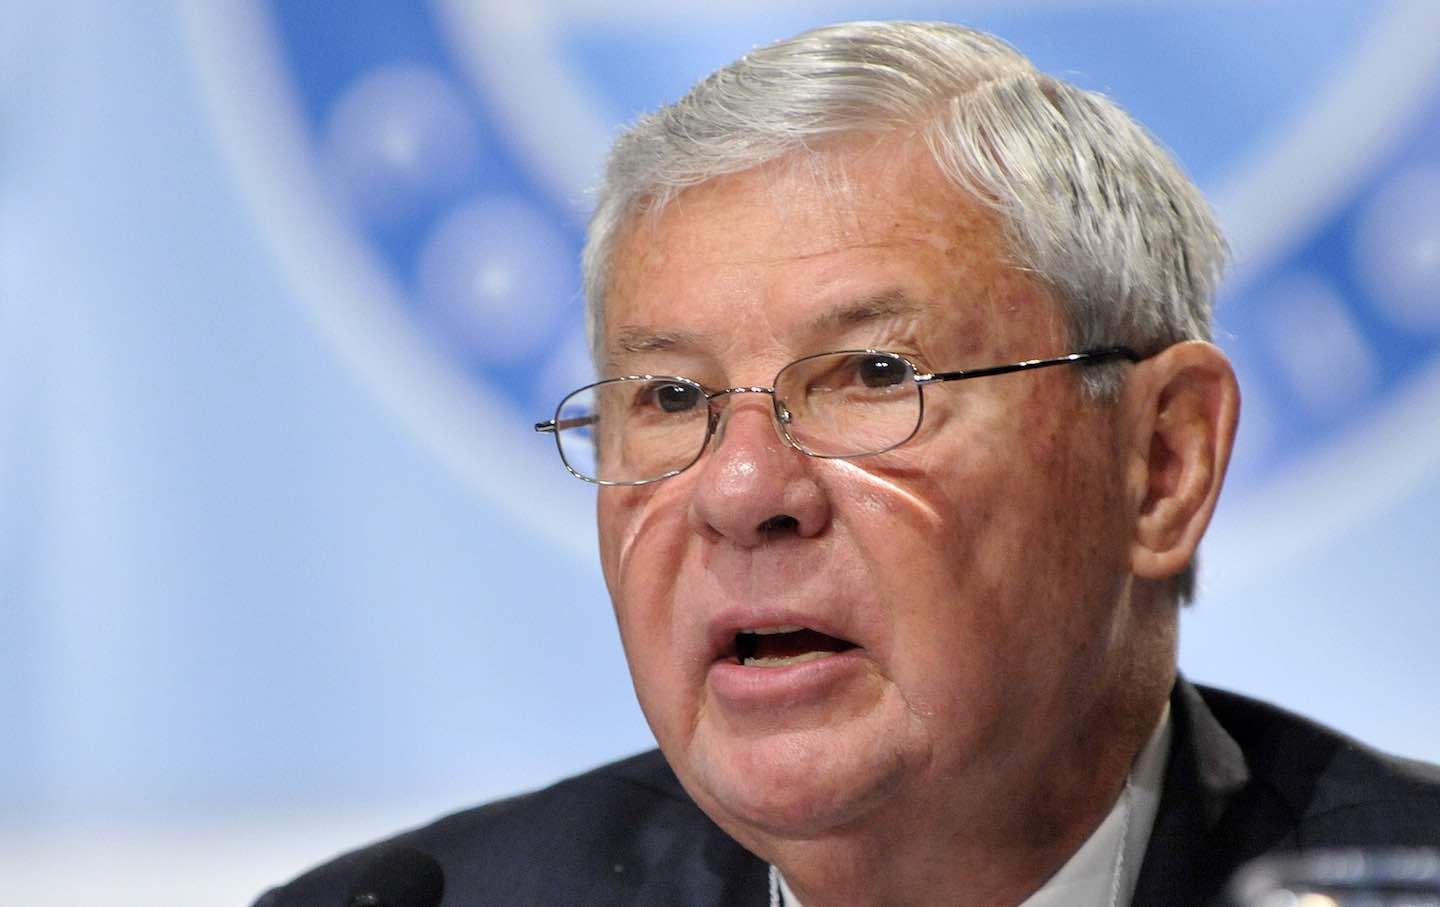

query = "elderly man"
[{"left": 260, "top": 20, "right": 1440, "bottom": 907}]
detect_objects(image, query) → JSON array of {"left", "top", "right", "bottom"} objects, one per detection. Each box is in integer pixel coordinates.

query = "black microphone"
[{"left": 343, "top": 846, "right": 445, "bottom": 907}]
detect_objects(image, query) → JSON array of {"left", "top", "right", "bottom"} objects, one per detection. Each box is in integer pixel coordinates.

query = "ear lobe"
[{"left": 1125, "top": 341, "right": 1240, "bottom": 586}]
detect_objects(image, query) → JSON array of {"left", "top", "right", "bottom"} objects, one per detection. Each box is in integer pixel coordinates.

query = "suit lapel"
[
  {"left": 1130, "top": 680, "right": 1293, "bottom": 906},
  {"left": 630, "top": 811, "right": 769, "bottom": 906}
]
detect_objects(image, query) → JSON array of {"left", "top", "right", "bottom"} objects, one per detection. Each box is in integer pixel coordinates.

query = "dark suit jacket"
[{"left": 257, "top": 681, "right": 1440, "bottom": 906}]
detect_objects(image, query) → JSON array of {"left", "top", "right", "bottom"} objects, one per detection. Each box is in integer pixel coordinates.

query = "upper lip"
[{"left": 706, "top": 608, "right": 863, "bottom": 664}]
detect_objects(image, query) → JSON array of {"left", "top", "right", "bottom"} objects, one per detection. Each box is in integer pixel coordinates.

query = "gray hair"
[{"left": 582, "top": 20, "right": 1227, "bottom": 602}]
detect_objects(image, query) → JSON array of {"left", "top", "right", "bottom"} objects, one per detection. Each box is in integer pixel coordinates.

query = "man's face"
[{"left": 597, "top": 140, "right": 1157, "bottom": 843}]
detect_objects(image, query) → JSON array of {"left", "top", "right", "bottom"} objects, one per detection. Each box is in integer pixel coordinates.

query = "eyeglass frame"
[{"left": 534, "top": 346, "right": 1140, "bottom": 486}]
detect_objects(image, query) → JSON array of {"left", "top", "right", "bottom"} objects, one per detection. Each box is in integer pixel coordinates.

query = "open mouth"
[{"left": 732, "top": 626, "right": 858, "bottom": 667}]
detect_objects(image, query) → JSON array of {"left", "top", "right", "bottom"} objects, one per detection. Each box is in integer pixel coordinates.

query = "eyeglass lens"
[{"left": 553, "top": 351, "right": 922, "bottom": 485}]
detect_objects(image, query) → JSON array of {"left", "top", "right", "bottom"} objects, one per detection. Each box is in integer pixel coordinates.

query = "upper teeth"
[{"left": 742, "top": 625, "right": 804, "bottom": 635}]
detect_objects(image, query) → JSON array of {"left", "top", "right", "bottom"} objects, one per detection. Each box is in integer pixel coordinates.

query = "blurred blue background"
[{"left": 3, "top": 2, "right": 1438, "bottom": 903}]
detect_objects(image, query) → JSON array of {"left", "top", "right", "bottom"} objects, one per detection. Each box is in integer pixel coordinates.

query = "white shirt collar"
[{"left": 775, "top": 704, "right": 1172, "bottom": 907}]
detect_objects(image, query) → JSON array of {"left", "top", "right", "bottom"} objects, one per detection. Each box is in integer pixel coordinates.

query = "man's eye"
[
  {"left": 856, "top": 355, "right": 906, "bottom": 388},
  {"left": 647, "top": 382, "right": 703, "bottom": 413}
]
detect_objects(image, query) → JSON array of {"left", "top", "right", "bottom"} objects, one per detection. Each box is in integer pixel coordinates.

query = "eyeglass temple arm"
[
  {"left": 917, "top": 347, "right": 1139, "bottom": 385},
  {"left": 534, "top": 415, "right": 600, "bottom": 433}
]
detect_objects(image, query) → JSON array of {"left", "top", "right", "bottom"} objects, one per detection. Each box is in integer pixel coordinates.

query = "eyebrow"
[
  {"left": 611, "top": 326, "right": 703, "bottom": 355},
  {"left": 807, "top": 289, "right": 925, "bottom": 335}
]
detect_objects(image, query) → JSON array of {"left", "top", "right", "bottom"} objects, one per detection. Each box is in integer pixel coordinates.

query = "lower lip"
[{"left": 707, "top": 649, "right": 868, "bottom": 709}]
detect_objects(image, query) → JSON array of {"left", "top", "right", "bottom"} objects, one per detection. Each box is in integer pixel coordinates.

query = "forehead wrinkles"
[{"left": 602, "top": 139, "right": 1039, "bottom": 360}]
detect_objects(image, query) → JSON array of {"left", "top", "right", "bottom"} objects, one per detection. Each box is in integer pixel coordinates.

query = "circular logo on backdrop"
[{"left": 182, "top": 2, "right": 1440, "bottom": 574}]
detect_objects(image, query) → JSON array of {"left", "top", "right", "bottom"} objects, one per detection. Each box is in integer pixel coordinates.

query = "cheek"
[
  {"left": 941, "top": 414, "right": 1132, "bottom": 703},
  {"left": 597, "top": 489, "right": 671, "bottom": 657},
  {"left": 597, "top": 485, "right": 682, "bottom": 596},
  {"left": 915, "top": 381, "right": 1125, "bottom": 581},
  {"left": 595, "top": 488, "right": 632, "bottom": 594},
  {"left": 596, "top": 486, "right": 696, "bottom": 705},
  {"left": 849, "top": 397, "right": 1127, "bottom": 698}
]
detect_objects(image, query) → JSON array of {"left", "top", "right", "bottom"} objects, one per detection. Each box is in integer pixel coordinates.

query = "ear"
[{"left": 1121, "top": 341, "right": 1240, "bottom": 586}]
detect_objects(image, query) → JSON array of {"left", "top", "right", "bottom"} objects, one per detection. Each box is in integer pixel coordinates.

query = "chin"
[{"left": 678, "top": 725, "right": 913, "bottom": 840}]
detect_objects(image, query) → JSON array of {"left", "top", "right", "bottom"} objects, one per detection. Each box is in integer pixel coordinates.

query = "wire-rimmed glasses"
[{"left": 534, "top": 347, "right": 1139, "bottom": 485}]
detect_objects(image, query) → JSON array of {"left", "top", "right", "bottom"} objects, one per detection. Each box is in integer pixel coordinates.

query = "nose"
[{"left": 687, "top": 396, "right": 831, "bottom": 547}]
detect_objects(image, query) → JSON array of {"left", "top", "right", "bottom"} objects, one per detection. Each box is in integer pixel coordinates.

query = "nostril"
[{"left": 757, "top": 515, "right": 799, "bottom": 537}]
